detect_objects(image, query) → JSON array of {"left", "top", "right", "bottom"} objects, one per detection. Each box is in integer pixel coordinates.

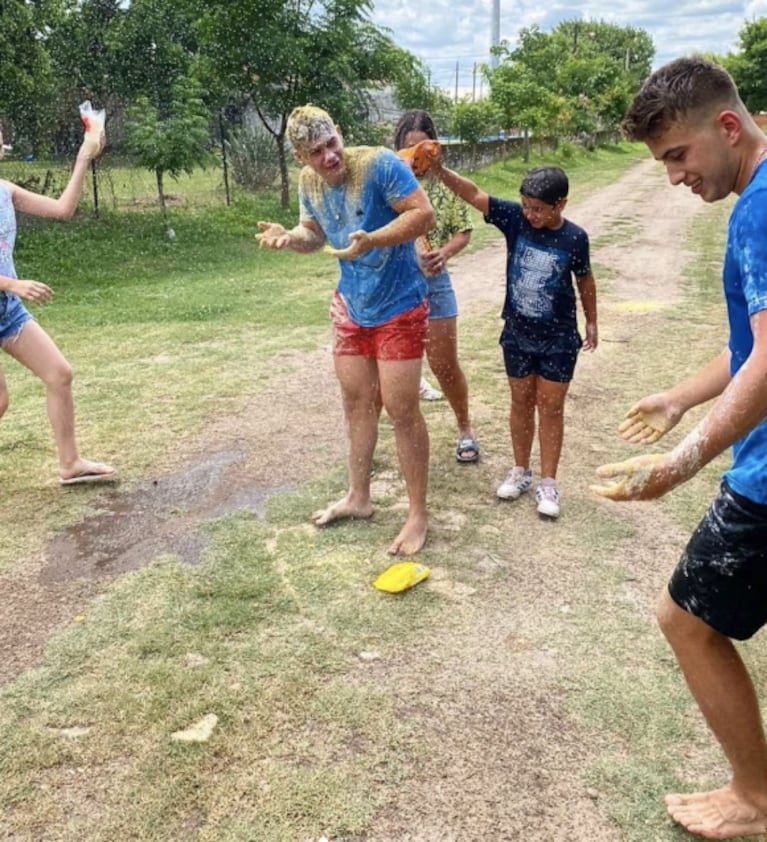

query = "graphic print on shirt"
[{"left": 511, "top": 239, "right": 563, "bottom": 321}]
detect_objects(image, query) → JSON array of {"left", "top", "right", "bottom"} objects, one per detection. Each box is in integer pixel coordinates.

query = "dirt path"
[
  {"left": 361, "top": 157, "right": 710, "bottom": 841},
  {"left": 1, "top": 157, "right": 712, "bottom": 839}
]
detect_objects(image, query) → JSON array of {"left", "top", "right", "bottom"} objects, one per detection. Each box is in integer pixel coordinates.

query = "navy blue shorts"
[
  {"left": 499, "top": 322, "right": 581, "bottom": 383},
  {"left": 669, "top": 479, "right": 767, "bottom": 640}
]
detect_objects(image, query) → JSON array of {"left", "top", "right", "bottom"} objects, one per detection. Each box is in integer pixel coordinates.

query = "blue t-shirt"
[
  {"left": 298, "top": 147, "right": 427, "bottom": 327},
  {"left": 485, "top": 196, "right": 591, "bottom": 342},
  {"left": 722, "top": 161, "right": 767, "bottom": 503}
]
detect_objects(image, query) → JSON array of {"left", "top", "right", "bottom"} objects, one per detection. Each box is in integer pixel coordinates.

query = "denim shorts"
[
  {"left": 0, "top": 293, "right": 33, "bottom": 344},
  {"left": 669, "top": 479, "right": 767, "bottom": 640},
  {"left": 426, "top": 269, "right": 458, "bottom": 320}
]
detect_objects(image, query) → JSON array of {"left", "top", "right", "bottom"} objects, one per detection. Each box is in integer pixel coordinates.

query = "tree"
[
  {"left": 0, "top": 0, "right": 55, "bottom": 152},
  {"left": 124, "top": 77, "right": 212, "bottom": 224},
  {"left": 43, "top": 0, "right": 124, "bottom": 153},
  {"left": 490, "top": 62, "right": 562, "bottom": 158},
  {"left": 392, "top": 55, "right": 451, "bottom": 116},
  {"left": 490, "top": 20, "right": 654, "bottom": 140},
  {"left": 727, "top": 19, "right": 767, "bottom": 113},
  {"left": 193, "top": 0, "right": 412, "bottom": 208},
  {"left": 451, "top": 97, "right": 501, "bottom": 144},
  {"left": 107, "top": 0, "right": 199, "bottom": 107}
]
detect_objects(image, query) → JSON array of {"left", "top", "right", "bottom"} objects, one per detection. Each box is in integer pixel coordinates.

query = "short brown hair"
[{"left": 622, "top": 56, "right": 743, "bottom": 140}]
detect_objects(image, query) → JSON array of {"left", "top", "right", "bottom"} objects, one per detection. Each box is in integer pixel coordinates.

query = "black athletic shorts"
[
  {"left": 669, "top": 479, "right": 767, "bottom": 641},
  {"left": 499, "top": 322, "right": 581, "bottom": 383}
]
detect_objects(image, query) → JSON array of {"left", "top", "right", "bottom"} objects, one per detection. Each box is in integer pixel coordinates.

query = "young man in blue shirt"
[
  {"left": 594, "top": 57, "right": 767, "bottom": 839},
  {"left": 256, "top": 106, "right": 434, "bottom": 556}
]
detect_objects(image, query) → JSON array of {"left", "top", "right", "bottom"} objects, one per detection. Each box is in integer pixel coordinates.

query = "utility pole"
[
  {"left": 472, "top": 63, "right": 477, "bottom": 101},
  {"left": 490, "top": 0, "right": 500, "bottom": 70},
  {"left": 454, "top": 61, "right": 459, "bottom": 103}
]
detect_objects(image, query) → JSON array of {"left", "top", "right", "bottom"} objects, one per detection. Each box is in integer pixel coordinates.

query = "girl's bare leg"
[
  {"left": 3, "top": 321, "right": 115, "bottom": 481},
  {"left": 425, "top": 317, "right": 473, "bottom": 441}
]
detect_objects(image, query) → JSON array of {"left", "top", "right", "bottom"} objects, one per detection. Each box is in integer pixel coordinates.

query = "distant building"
[{"left": 367, "top": 86, "right": 402, "bottom": 123}]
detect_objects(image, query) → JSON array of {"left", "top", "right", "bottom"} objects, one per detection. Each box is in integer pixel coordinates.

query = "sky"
[{"left": 369, "top": 0, "right": 767, "bottom": 97}]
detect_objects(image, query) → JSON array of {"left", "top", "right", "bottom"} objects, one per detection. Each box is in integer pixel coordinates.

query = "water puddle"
[{"left": 41, "top": 449, "right": 294, "bottom": 584}]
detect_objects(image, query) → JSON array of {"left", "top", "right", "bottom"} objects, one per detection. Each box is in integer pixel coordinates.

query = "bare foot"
[
  {"left": 387, "top": 512, "right": 428, "bottom": 556},
  {"left": 312, "top": 495, "right": 373, "bottom": 526},
  {"left": 665, "top": 787, "right": 767, "bottom": 839},
  {"left": 59, "top": 459, "right": 118, "bottom": 486}
]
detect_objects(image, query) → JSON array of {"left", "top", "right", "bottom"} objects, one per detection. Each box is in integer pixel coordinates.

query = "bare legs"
[
  {"left": 657, "top": 589, "right": 767, "bottom": 839},
  {"left": 312, "top": 355, "right": 378, "bottom": 526},
  {"left": 425, "top": 316, "right": 473, "bottom": 443},
  {"left": 1, "top": 321, "right": 115, "bottom": 482},
  {"left": 507, "top": 374, "right": 569, "bottom": 478},
  {"left": 312, "top": 354, "right": 429, "bottom": 555}
]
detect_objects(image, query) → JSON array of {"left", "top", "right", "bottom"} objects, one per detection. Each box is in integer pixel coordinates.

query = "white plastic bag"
[{"left": 79, "top": 100, "right": 105, "bottom": 158}]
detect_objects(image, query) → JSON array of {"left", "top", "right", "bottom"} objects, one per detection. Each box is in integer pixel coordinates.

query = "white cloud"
[{"left": 369, "top": 0, "right": 756, "bottom": 95}]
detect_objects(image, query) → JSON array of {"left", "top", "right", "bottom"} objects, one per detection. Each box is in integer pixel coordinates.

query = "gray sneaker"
[
  {"left": 497, "top": 467, "right": 533, "bottom": 500},
  {"left": 536, "top": 481, "right": 561, "bottom": 518}
]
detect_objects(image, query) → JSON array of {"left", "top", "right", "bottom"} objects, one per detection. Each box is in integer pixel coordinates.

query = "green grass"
[{"left": 0, "top": 142, "right": 743, "bottom": 840}]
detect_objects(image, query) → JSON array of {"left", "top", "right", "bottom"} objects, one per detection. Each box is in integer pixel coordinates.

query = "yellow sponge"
[{"left": 373, "top": 561, "right": 430, "bottom": 593}]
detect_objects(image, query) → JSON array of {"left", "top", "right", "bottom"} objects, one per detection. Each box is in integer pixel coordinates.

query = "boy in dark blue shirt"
[{"left": 432, "top": 157, "right": 597, "bottom": 518}]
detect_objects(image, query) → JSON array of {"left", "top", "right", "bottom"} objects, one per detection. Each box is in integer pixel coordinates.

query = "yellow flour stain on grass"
[{"left": 614, "top": 300, "right": 669, "bottom": 313}]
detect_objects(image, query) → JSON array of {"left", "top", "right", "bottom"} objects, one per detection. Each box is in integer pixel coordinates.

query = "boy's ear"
[{"left": 557, "top": 197, "right": 568, "bottom": 211}]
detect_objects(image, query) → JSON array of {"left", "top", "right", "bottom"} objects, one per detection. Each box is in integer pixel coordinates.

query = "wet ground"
[
  {"left": 1, "top": 351, "right": 345, "bottom": 687},
  {"left": 41, "top": 449, "right": 293, "bottom": 583}
]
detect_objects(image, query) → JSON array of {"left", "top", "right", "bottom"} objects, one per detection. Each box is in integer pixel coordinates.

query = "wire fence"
[
  {"left": 3, "top": 155, "right": 241, "bottom": 217},
  {"left": 2, "top": 130, "right": 621, "bottom": 219}
]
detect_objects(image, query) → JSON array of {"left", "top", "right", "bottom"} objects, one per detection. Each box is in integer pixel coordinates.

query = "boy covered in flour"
[
  {"left": 428, "top": 151, "right": 597, "bottom": 519},
  {"left": 593, "top": 57, "right": 767, "bottom": 839},
  {"left": 256, "top": 105, "right": 434, "bottom": 556}
]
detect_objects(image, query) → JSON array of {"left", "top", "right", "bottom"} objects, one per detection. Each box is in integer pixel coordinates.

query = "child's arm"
[
  {"left": 576, "top": 272, "right": 598, "bottom": 351},
  {"left": 432, "top": 153, "right": 490, "bottom": 216},
  {"left": 8, "top": 140, "right": 98, "bottom": 220},
  {"left": 0, "top": 274, "right": 52, "bottom": 303}
]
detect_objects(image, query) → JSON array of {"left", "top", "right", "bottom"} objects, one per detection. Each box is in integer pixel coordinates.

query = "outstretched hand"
[
  {"left": 590, "top": 453, "right": 674, "bottom": 501},
  {"left": 618, "top": 394, "right": 680, "bottom": 445},
  {"left": 255, "top": 221, "right": 290, "bottom": 249},
  {"left": 323, "top": 230, "right": 373, "bottom": 260}
]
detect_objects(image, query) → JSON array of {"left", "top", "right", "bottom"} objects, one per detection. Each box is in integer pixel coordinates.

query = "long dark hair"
[{"left": 393, "top": 109, "right": 437, "bottom": 150}]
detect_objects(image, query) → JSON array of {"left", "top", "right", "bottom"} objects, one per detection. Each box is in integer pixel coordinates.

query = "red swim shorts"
[{"left": 330, "top": 291, "right": 428, "bottom": 361}]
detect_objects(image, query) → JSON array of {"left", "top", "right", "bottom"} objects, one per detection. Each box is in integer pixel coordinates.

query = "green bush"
[{"left": 225, "top": 123, "right": 280, "bottom": 191}]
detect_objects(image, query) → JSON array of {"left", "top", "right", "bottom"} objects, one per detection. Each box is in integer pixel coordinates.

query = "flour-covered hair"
[{"left": 287, "top": 105, "right": 336, "bottom": 152}]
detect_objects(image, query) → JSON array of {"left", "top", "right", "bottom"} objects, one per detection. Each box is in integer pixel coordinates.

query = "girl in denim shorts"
[{"left": 0, "top": 127, "right": 116, "bottom": 485}]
